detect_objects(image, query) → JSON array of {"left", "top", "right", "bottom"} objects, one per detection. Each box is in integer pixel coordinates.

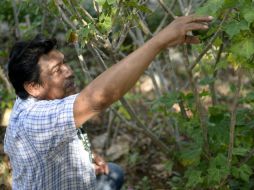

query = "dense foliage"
[{"left": 1, "top": 0, "right": 254, "bottom": 189}]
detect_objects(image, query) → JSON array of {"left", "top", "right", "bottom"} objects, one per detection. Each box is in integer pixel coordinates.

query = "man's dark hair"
[{"left": 8, "top": 35, "right": 57, "bottom": 99}]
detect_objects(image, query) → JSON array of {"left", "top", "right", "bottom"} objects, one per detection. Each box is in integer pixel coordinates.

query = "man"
[{"left": 4, "top": 15, "right": 212, "bottom": 189}]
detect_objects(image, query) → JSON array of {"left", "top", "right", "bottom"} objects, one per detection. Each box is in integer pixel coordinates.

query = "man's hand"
[
  {"left": 154, "top": 15, "right": 213, "bottom": 48},
  {"left": 92, "top": 153, "right": 109, "bottom": 175}
]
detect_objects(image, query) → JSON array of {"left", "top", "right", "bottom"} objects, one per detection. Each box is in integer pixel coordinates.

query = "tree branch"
[{"left": 0, "top": 66, "right": 13, "bottom": 94}]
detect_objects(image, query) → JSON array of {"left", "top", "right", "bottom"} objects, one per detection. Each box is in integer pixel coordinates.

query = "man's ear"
[{"left": 24, "top": 82, "right": 42, "bottom": 98}]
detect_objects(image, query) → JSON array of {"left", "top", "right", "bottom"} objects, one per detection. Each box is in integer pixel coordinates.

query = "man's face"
[{"left": 36, "top": 50, "right": 76, "bottom": 100}]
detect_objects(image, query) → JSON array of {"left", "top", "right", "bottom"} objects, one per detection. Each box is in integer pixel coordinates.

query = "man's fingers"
[
  {"left": 186, "top": 23, "right": 209, "bottom": 32},
  {"left": 104, "top": 164, "right": 109, "bottom": 175},
  {"left": 183, "top": 15, "right": 213, "bottom": 23},
  {"left": 98, "top": 161, "right": 104, "bottom": 166},
  {"left": 94, "top": 162, "right": 109, "bottom": 175}
]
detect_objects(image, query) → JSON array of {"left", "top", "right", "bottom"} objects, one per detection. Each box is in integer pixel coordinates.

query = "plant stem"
[
  {"left": 227, "top": 69, "right": 242, "bottom": 168},
  {"left": 183, "top": 45, "right": 210, "bottom": 159}
]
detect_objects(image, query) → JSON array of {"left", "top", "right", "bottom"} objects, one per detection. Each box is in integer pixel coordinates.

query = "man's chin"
[{"left": 65, "top": 86, "right": 78, "bottom": 97}]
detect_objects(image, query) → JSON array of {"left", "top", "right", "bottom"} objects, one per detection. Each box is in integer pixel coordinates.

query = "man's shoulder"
[{"left": 14, "top": 94, "right": 78, "bottom": 110}]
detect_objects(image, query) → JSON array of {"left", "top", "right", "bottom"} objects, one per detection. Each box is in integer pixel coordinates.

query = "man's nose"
[{"left": 63, "top": 64, "right": 74, "bottom": 78}]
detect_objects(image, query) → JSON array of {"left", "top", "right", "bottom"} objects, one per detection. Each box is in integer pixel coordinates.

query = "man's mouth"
[{"left": 65, "top": 80, "right": 76, "bottom": 93}]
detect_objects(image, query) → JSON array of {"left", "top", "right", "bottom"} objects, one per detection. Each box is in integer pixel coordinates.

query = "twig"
[
  {"left": 227, "top": 69, "right": 242, "bottom": 168},
  {"left": 137, "top": 13, "right": 153, "bottom": 36},
  {"left": 210, "top": 41, "right": 224, "bottom": 105},
  {"left": 76, "top": 3, "right": 95, "bottom": 22},
  {"left": 103, "top": 110, "right": 116, "bottom": 153},
  {"left": 11, "top": 0, "right": 21, "bottom": 39},
  {"left": 167, "top": 50, "right": 189, "bottom": 120},
  {"left": 92, "top": 0, "right": 100, "bottom": 17},
  {"left": 198, "top": 0, "right": 208, "bottom": 7},
  {"left": 74, "top": 43, "right": 93, "bottom": 81},
  {"left": 185, "top": 0, "right": 193, "bottom": 15},
  {"left": 120, "top": 98, "right": 171, "bottom": 155},
  {"left": 40, "top": 10, "right": 46, "bottom": 33},
  {"left": 55, "top": 0, "right": 76, "bottom": 30},
  {"left": 177, "top": 0, "right": 186, "bottom": 15},
  {"left": 146, "top": 68, "right": 162, "bottom": 97},
  {"left": 110, "top": 107, "right": 136, "bottom": 128},
  {"left": 157, "top": 0, "right": 176, "bottom": 19},
  {"left": 154, "top": 14, "right": 168, "bottom": 35},
  {"left": 114, "top": 22, "right": 131, "bottom": 50}
]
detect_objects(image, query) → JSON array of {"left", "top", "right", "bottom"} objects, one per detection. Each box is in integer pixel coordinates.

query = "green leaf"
[
  {"left": 107, "top": 0, "right": 116, "bottom": 5},
  {"left": 195, "top": 0, "right": 224, "bottom": 17},
  {"left": 0, "top": 50, "right": 7, "bottom": 57},
  {"left": 137, "top": 5, "right": 152, "bottom": 14},
  {"left": 242, "top": 92, "right": 254, "bottom": 103},
  {"left": 207, "top": 154, "right": 229, "bottom": 185},
  {"left": 98, "top": 14, "right": 112, "bottom": 33},
  {"left": 224, "top": 20, "right": 249, "bottom": 38},
  {"left": 125, "top": 0, "right": 139, "bottom": 7},
  {"left": 232, "top": 147, "right": 249, "bottom": 156},
  {"left": 185, "top": 169, "right": 203, "bottom": 188},
  {"left": 156, "top": 92, "right": 179, "bottom": 108},
  {"left": 179, "top": 147, "right": 202, "bottom": 167},
  {"left": 224, "top": 0, "right": 238, "bottom": 8},
  {"left": 216, "top": 60, "right": 228, "bottom": 70},
  {"left": 209, "top": 105, "right": 228, "bottom": 116},
  {"left": 232, "top": 166, "right": 240, "bottom": 178},
  {"left": 232, "top": 164, "right": 252, "bottom": 182},
  {"left": 208, "top": 168, "right": 225, "bottom": 184},
  {"left": 199, "top": 77, "right": 215, "bottom": 85},
  {"left": 240, "top": 164, "right": 252, "bottom": 182},
  {"left": 164, "top": 160, "right": 173, "bottom": 173},
  {"left": 212, "top": 153, "right": 228, "bottom": 168},
  {"left": 95, "top": 0, "right": 106, "bottom": 6},
  {"left": 199, "top": 90, "right": 210, "bottom": 97},
  {"left": 231, "top": 39, "right": 254, "bottom": 59},
  {"left": 242, "top": 6, "right": 254, "bottom": 24}
]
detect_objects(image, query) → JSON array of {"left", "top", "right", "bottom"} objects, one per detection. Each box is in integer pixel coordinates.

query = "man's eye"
[{"left": 53, "top": 67, "right": 61, "bottom": 73}]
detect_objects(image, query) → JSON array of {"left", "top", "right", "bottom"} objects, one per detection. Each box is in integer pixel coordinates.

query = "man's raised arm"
[{"left": 73, "top": 15, "right": 213, "bottom": 127}]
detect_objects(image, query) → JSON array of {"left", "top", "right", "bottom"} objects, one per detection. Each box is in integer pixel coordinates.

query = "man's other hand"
[{"left": 92, "top": 153, "right": 109, "bottom": 175}]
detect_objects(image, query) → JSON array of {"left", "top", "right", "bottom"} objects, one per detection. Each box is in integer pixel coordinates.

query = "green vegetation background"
[{"left": 1, "top": 0, "right": 254, "bottom": 189}]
